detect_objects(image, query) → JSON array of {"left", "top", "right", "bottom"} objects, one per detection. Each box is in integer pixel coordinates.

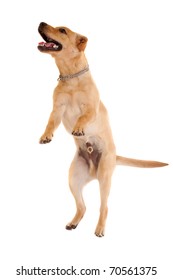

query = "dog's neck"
[
  {"left": 58, "top": 65, "right": 89, "bottom": 81},
  {"left": 54, "top": 52, "right": 89, "bottom": 81}
]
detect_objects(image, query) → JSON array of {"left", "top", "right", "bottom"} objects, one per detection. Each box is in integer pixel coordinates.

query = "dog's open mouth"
[{"left": 38, "top": 31, "right": 62, "bottom": 52}]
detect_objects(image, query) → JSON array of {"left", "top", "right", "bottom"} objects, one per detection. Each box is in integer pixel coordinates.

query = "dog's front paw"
[
  {"left": 72, "top": 127, "right": 85, "bottom": 136},
  {"left": 39, "top": 133, "right": 53, "bottom": 144}
]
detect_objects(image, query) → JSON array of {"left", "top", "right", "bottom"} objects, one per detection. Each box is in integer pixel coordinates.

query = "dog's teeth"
[{"left": 53, "top": 45, "right": 59, "bottom": 49}]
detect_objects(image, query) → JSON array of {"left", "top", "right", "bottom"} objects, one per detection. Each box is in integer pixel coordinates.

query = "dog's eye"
[{"left": 59, "top": 28, "right": 67, "bottom": 35}]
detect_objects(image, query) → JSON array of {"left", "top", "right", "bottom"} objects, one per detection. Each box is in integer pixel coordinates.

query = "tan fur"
[
  {"left": 116, "top": 156, "right": 168, "bottom": 168},
  {"left": 38, "top": 22, "right": 168, "bottom": 237}
]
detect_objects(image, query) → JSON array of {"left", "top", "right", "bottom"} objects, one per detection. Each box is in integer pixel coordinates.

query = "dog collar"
[{"left": 58, "top": 65, "right": 89, "bottom": 81}]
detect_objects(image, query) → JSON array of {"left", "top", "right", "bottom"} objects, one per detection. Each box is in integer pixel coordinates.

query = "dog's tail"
[{"left": 116, "top": 155, "right": 168, "bottom": 168}]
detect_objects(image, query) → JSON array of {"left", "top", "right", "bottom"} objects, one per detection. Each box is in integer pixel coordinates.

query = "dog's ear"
[{"left": 76, "top": 35, "right": 88, "bottom": 51}]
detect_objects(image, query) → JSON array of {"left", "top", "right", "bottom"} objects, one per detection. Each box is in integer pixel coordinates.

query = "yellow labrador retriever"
[{"left": 38, "top": 22, "right": 168, "bottom": 237}]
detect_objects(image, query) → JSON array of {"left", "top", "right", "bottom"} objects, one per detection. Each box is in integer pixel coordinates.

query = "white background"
[{"left": 0, "top": 0, "right": 173, "bottom": 279}]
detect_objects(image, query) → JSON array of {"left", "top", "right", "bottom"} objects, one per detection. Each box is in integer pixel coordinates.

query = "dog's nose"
[{"left": 39, "top": 22, "right": 47, "bottom": 29}]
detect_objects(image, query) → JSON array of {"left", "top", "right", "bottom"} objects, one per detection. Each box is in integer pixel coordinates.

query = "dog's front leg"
[
  {"left": 39, "top": 101, "right": 65, "bottom": 144},
  {"left": 39, "top": 111, "right": 58, "bottom": 143},
  {"left": 72, "top": 105, "right": 96, "bottom": 136}
]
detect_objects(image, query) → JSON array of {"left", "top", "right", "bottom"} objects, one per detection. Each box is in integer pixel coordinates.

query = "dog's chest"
[{"left": 61, "top": 92, "right": 84, "bottom": 132}]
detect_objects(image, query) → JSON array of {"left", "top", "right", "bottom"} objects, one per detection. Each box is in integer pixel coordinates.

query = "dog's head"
[{"left": 38, "top": 22, "right": 88, "bottom": 56}]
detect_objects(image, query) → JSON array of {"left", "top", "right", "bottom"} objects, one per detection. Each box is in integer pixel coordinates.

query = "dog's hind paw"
[
  {"left": 95, "top": 232, "right": 104, "bottom": 237},
  {"left": 66, "top": 224, "right": 78, "bottom": 230},
  {"left": 95, "top": 225, "right": 105, "bottom": 237}
]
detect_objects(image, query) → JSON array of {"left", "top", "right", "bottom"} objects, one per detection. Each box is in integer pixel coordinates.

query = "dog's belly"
[
  {"left": 79, "top": 143, "right": 102, "bottom": 170},
  {"left": 75, "top": 136, "right": 104, "bottom": 172}
]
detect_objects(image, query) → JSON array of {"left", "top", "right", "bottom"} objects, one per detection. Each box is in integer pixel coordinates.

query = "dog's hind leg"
[
  {"left": 66, "top": 153, "right": 92, "bottom": 230},
  {"left": 95, "top": 154, "right": 115, "bottom": 237}
]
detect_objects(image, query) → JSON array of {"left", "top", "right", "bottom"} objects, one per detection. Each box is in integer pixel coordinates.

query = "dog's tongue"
[{"left": 38, "top": 42, "right": 55, "bottom": 47}]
